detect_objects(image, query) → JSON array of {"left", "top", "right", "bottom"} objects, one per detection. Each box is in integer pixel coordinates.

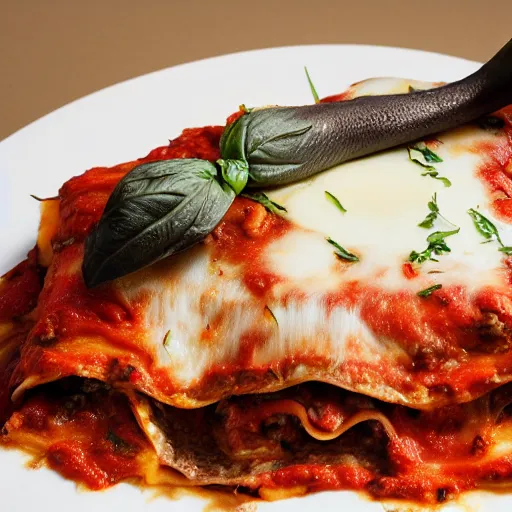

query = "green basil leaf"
[
  {"left": 499, "top": 246, "right": 512, "bottom": 255},
  {"left": 82, "top": 159, "right": 235, "bottom": 287},
  {"left": 304, "top": 66, "right": 320, "bottom": 104},
  {"left": 217, "top": 158, "right": 249, "bottom": 195},
  {"left": 467, "top": 208, "right": 502, "bottom": 244},
  {"left": 325, "top": 190, "right": 347, "bottom": 213},
  {"left": 417, "top": 284, "right": 442, "bottom": 297},
  {"left": 413, "top": 144, "right": 443, "bottom": 163},
  {"left": 408, "top": 145, "right": 450, "bottom": 187},
  {"left": 241, "top": 191, "right": 287, "bottom": 215},
  {"left": 418, "top": 193, "right": 439, "bottom": 228},
  {"left": 410, "top": 228, "right": 459, "bottom": 265},
  {"left": 219, "top": 108, "right": 313, "bottom": 186},
  {"left": 426, "top": 228, "right": 460, "bottom": 244},
  {"left": 326, "top": 237, "right": 359, "bottom": 262}
]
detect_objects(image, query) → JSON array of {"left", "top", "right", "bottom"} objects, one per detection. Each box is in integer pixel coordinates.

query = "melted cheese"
[{"left": 267, "top": 126, "right": 509, "bottom": 293}]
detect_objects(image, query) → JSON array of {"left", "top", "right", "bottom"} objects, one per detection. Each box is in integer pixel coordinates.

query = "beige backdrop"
[{"left": 1, "top": 0, "right": 511, "bottom": 141}]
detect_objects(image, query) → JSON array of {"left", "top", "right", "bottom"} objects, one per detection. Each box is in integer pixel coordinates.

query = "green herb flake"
[
  {"left": 417, "top": 284, "right": 442, "bottom": 297},
  {"left": 325, "top": 190, "right": 347, "bottom": 213},
  {"left": 409, "top": 228, "right": 460, "bottom": 264},
  {"left": 407, "top": 145, "right": 450, "bottom": 187},
  {"left": 217, "top": 158, "right": 249, "bottom": 195},
  {"left": 418, "top": 193, "right": 440, "bottom": 228},
  {"left": 467, "top": 208, "right": 502, "bottom": 244},
  {"left": 241, "top": 191, "right": 287, "bottom": 215},
  {"left": 326, "top": 237, "right": 359, "bottom": 262},
  {"left": 468, "top": 208, "right": 512, "bottom": 256},
  {"left": 304, "top": 66, "right": 320, "bottom": 104},
  {"left": 163, "top": 330, "right": 172, "bottom": 355},
  {"left": 418, "top": 193, "right": 457, "bottom": 229},
  {"left": 107, "top": 429, "right": 134, "bottom": 455},
  {"left": 264, "top": 305, "right": 279, "bottom": 327},
  {"left": 414, "top": 145, "right": 443, "bottom": 163},
  {"left": 239, "top": 104, "right": 254, "bottom": 113}
]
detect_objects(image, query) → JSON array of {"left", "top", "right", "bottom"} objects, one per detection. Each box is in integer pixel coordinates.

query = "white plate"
[{"left": 0, "top": 44, "right": 510, "bottom": 511}]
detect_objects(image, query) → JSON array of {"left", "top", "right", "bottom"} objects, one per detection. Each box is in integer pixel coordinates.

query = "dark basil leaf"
[
  {"left": 220, "top": 108, "right": 313, "bottom": 186},
  {"left": 417, "top": 284, "right": 442, "bottom": 297},
  {"left": 326, "top": 237, "right": 359, "bottom": 262},
  {"left": 241, "top": 191, "right": 287, "bottom": 215},
  {"left": 82, "top": 159, "right": 235, "bottom": 287},
  {"left": 217, "top": 158, "right": 249, "bottom": 195}
]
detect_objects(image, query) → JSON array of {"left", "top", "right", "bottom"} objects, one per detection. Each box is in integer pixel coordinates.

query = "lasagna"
[{"left": 1, "top": 77, "right": 512, "bottom": 506}]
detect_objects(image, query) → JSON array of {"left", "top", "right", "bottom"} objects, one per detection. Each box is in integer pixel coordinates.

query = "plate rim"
[{"left": 1, "top": 43, "right": 482, "bottom": 145}]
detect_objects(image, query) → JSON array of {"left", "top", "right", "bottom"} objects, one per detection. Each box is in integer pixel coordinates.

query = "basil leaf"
[
  {"left": 219, "top": 108, "right": 313, "bottom": 186},
  {"left": 241, "top": 191, "right": 287, "bottom": 215},
  {"left": 304, "top": 66, "right": 320, "bottom": 104},
  {"left": 82, "top": 159, "right": 235, "bottom": 287},
  {"left": 217, "top": 158, "right": 249, "bottom": 195},
  {"left": 499, "top": 246, "right": 512, "bottom": 255},
  {"left": 413, "top": 144, "right": 443, "bottom": 163},
  {"left": 417, "top": 284, "right": 442, "bottom": 297},
  {"left": 467, "top": 208, "right": 503, "bottom": 244},
  {"left": 408, "top": 145, "right": 451, "bottom": 187},
  {"left": 418, "top": 193, "right": 439, "bottom": 228},
  {"left": 409, "top": 228, "right": 459, "bottom": 264},
  {"left": 325, "top": 190, "right": 347, "bottom": 213},
  {"left": 426, "top": 229, "right": 460, "bottom": 244},
  {"left": 326, "top": 237, "right": 359, "bottom": 262}
]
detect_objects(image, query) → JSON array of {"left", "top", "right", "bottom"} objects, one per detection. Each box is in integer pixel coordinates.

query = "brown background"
[{"left": 1, "top": 0, "right": 511, "bottom": 141}]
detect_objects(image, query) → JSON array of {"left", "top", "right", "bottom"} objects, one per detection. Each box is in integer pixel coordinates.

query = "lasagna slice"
[{"left": 1, "top": 77, "right": 512, "bottom": 505}]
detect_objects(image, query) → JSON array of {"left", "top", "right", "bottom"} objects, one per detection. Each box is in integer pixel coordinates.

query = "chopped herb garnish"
[
  {"left": 467, "top": 208, "right": 502, "bottom": 244},
  {"left": 407, "top": 144, "right": 451, "bottom": 187},
  {"left": 264, "top": 305, "right": 279, "bottom": 326},
  {"left": 304, "top": 66, "right": 320, "bottom": 104},
  {"left": 412, "top": 144, "right": 443, "bottom": 163},
  {"left": 418, "top": 193, "right": 456, "bottom": 229},
  {"left": 326, "top": 237, "right": 359, "bottom": 262},
  {"left": 241, "top": 191, "right": 287, "bottom": 215},
  {"left": 468, "top": 208, "right": 512, "bottom": 255},
  {"left": 239, "top": 104, "right": 254, "bottom": 113},
  {"left": 417, "top": 284, "right": 442, "bottom": 297},
  {"left": 409, "top": 228, "right": 460, "bottom": 264},
  {"left": 107, "top": 429, "right": 134, "bottom": 455},
  {"left": 163, "top": 330, "right": 172, "bottom": 355},
  {"left": 325, "top": 190, "right": 347, "bottom": 213}
]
